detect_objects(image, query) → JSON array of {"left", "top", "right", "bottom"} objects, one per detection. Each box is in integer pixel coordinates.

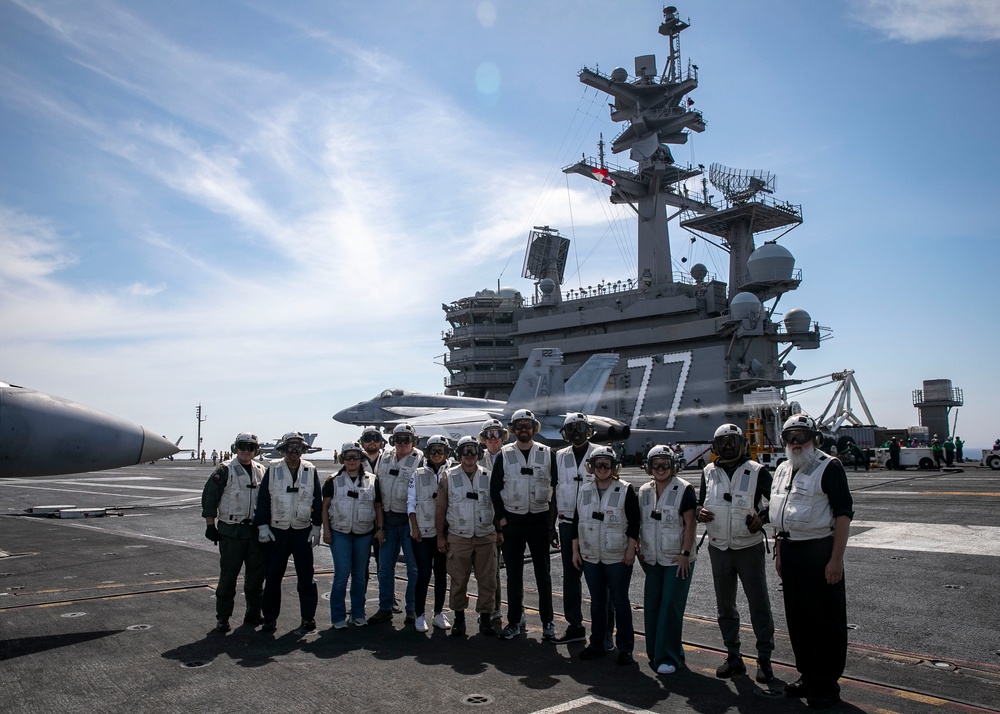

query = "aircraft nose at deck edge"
[{"left": 139, "top": 429, "right": 180, "bottom": 463}]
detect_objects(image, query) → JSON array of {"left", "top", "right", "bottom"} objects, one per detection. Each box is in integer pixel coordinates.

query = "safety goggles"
[
  {"left": 512, "top": 420, "right": 534, "bottom": 431},
  {"left": 457, "top": 446, "right": 480, "bottom": 458},
  {"left": 649, "top": 459, "right": 673, "bottom": 471},
  {"left": 236, "top": 442, "right": 257, "bottom": 452},
  {"left": 781, "top": 430, "right": 813, "bottom": 445},
  {"left": 482, "top": 429, "right": 504, "bottom": 440},
  {"left": 427, "top": 447, "right": 447, "bottom": 457},
  {"left": 562, "top": 424, "right": 588, "bottom": 436},
  {"left": 283, "top": 443, "right": 304, "bottom": 453},
  {"left": 360, "top": 434, "right": 383, "bottom": 443},
  {"left": 342, "top": 453, "right": 361, "bottom": 461},
  {"left": 393, "top": 435, "right": 414, "bottom": 444},
  {"left": 592, "top": 459, "right": 614, "bottom": 470},
  {"left": 713, "top": 435, "right": 741, "bottom": 450}
]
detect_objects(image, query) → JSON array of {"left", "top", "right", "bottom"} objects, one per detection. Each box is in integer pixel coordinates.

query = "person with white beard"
[{"left": 770, "top": 414, "right": 854, "bottom": 711}]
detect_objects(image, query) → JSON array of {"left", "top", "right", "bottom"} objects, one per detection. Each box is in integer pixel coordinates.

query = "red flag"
[{"left": 591, "top": 168, "right": 615, "bottom": 186}]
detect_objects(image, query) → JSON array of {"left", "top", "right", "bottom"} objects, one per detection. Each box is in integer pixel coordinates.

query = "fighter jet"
[
  {"left": 333, "top": 348, "right": 630, "bottom": 444},
  {"left": 0, "top": 381, "right": 179, "bottom": 478},
  {"left": 257, "top": 432, "right": 322, "bottom": 459}
]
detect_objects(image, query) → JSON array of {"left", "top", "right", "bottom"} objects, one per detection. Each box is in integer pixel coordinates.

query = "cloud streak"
[{"left": 850, "top": 0, "right": 1000, "bottom": 42}]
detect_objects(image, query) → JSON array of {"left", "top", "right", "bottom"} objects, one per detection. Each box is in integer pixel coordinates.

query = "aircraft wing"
[
  {"left": 389, "top": 409, "right": 502, "bottom": 443},
  {"left": 564, "top": 353, "right": 619, "bottom": 415}
]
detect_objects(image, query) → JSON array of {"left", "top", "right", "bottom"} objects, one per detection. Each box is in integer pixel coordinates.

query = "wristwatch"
[{"left": 679, "top": 549, "right": 691, "bottom": 557}]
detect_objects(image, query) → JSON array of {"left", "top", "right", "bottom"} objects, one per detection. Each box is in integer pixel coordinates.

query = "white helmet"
[
  {"left": 339, "top": 441, "right": 364, "bottom": 463},
  {"left": 585, "top": 446, "right": 620, "bottom": 476},
  {"left": 232, "top": 432, "right": 260, "bottom": 455},
  {"left": 456, "top": 435, "right": 484, "bottom": 458},
  {"left": 644, "top": 444, "right": 677, "bottom": 475},
  {"left": 390, "top": 423, "right": 417, "bottom": 445},
  {"left": 714, "top": 424, "right": 743, "bottom": 439},
  {"left": 712, "top": 423, "right": 747, "bottom": 458},
  {"left": 508, "top": 408, "right": 540, "bottom": 434},
  {"left": 276, "top": 431, "right": 306, "bottom": 453},
  {"left": 424, "top": 434, "right": 451, "bottom": 458},
  {"left": 479, "top": 418, "right": 508, "bottom": 443},
  {"left": 560, "top": 412, "right": 593, "bottom": 441},
  {"left": 360, "top": 425, "right": 385, "bottom": 443}
]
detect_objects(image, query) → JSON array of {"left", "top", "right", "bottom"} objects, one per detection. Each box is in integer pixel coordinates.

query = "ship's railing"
[
  {"left": 579, "top": 64, "right": 699, "bottom": 85},
  {"left": 735, "top": 268, "right": 803, "bottom": 290},
  {"left": 443, "top": 324, "right": 516, "bottom": 340},
  {"left": 611, "top": 108, "right": 705, "bottom": 147},
  {"left": 912, "top": 388, "right": 964, "bottom": 407},
  {"left": 525, "top": 272, "right": 717, "bottom": 307},
  {"left": 443, "top": 347, "right": 517, "bottom": 366},
  {"left": 444, "top": 372, "right": 516, "bottom": 389}
]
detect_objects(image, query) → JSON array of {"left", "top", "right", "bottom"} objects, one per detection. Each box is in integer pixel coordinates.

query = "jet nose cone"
[
  {"left": 332, "top": 408, "right": 357, "bottom": 424},
  {"left": 139, "top": 430, "right": 180, "bottom": 462}
]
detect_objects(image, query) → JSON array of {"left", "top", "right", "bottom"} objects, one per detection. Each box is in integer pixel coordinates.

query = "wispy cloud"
[{"left": 850, "top": 0, "right": 1000, "bottom": 42}]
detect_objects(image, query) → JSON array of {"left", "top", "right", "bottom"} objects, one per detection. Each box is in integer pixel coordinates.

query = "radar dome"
[
  {"left": 538, "top": 279, "right": 556, "bottom": 295},
  {"left": 498, "top": 286, "right": 521, "bottom": 298},
  {"left": 746, "top": 243, "right": 795, "bottom": 282},
  {"left": 783, "top": 308, "right": 811, "bottom": 333},
  {"left": 475, "top": 288, "right": 496, "bottom": 297},
  {"left": 730, "top": 292, "right": 762, "bottom": 321},
  {"left": 610, "top": 67, "right": 629, "bottom": 83},
  {"left": 689, "top": 263, "right": 708, "bottom": 283}
]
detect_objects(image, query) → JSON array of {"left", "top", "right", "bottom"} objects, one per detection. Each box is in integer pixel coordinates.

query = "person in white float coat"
[
  {"left": 322, "top": 441, "right": 377, "bottom": 629},
  {"left": 770, "top": 414, "right": 853, "bottom": 710},
  {"left": 359, "top": 426, "right": 386, "bottom": 585},
  {"left": 408, "top": 435, "right": 452, "bottom": 633},
  {"left": 478, "top": 418, "right": 508, "bottom": 626},
  {"left": 697, "top": 423, "right": 776, "bottom": 683},
  {"left": 253, "top": 431, "right": 323, "bottom": 635},
  {"left": 638, "top": 445, "right": 698, "bottom": 675},
  {"left": 201, "top": 432, "right": 267, "bottom": 632}
]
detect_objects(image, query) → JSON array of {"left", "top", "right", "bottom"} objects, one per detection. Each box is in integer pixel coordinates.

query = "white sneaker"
[
  {"left": 333, "top": 619, "right": 349, "bottom": 630},
  {"left": 352, "top": 617, "right": 368, "bottom": 627},
  {"left": 433, "top": 612, "right": 452, "bottom": 630},
  {"left": 657, "top": 663, "right": 677, "bottom": 675},
  {"left": 415, "top": 614, "right": 429, "bottom": 633}
]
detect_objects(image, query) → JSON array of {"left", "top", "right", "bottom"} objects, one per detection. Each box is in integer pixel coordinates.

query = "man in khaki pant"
[{"left": 436, "top": 435, "right": 499, "bottom": 637}]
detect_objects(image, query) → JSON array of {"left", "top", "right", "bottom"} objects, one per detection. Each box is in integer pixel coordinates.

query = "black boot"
[
  {"left": 451, "top": 610, "right": 466, "bottom": 637},
  {"left": 478, "top": 612, "right": 494, "bottom": 636}
]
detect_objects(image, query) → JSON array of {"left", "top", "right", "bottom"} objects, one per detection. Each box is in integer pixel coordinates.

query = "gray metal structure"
[
  {"left": 441, "top": 7, "right": 825, "bottom": 448},
  {"left": 912, "top": 379, "right": 964, "bottom": 440},
  {"left": 0, "top": 381, "right": 178, "bottom": 477}
]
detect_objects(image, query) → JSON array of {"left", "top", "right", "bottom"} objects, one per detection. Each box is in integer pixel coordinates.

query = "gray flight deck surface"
[{"left": 2, "top": 460, "right": 999, "bottom": 713}]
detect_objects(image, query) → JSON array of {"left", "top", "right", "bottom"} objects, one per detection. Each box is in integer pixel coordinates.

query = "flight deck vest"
[
  {"left": 702, "top": 460, "right": 765, "bottom": 550},
  {"left": 377, "top": 450, "right": 423, "bottom": 515},
  {"left": 445, "top": 464, "right": 495, "bottom": 538},
  {"left": 267, "top": 458, "right": 317, "bottom": 530},
  {"left": 639, "top": 477, "right": 694, "bottom": 566},
  {"left": 770, "top": 453, "right": 835, "bottom": 541},
  {"left": 499, "top": 442, "right": 553, "bottom": 515},
  {"left": 217, "top": 458, "right": 265, "bottom": 525},
  {"left": 555, "top": 443, "right": 598, "bottom": 519},
  {"left": 576, "top": 480, "right": 629, "bottom": 564},
  {"left": 327, "top": 470, "right": 377, "bottom": 535},
  {"left": 411, "top": 466, "right": 443, "bottom": 537}
]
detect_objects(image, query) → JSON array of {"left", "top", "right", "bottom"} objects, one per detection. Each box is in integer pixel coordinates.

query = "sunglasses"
[
  {"left": 482, "top": 430, "right": 504, "bottom": 440},
  {"left": 592, "top": 460, "right": 613, "bottom": 470},
  {"left": 427, "top": 447, "right": 447, "bottom": 456},
  {"left": 360, "top": 434, "right": 383, "bottom": 443},
  {"left": 236, "top": 442, "right": 257, "bottom": 452},
  {"left": 343, "top": 453, "right": 361, "bottom": 461},
  {"left": 782, "top": 431, "right": 813, "bottom": 445},
  {"left": 394, "top": 435, "right": 413, "bottom": 444},
  {"left": 649, "top": 460, "right": 672, "bottom": 471}
]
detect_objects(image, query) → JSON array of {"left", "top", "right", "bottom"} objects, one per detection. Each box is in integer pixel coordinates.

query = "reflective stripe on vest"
[
  {"left": 268, "top": 458, "right": 317, "bottom": 530},
  {"left": 770, "top": 453, "right": 835, "bottom": 541},
  {"left": 217, "top": 458, "right": 265, "bottom": 524},
  {"left": 328, "top": 471, "right": 377, "bottom": 534},
  {"left": 702, "top": 460, "right": 764, "bottom": 550},
  {"left": 377, "top": 450, "right": 422, "bottom": 514},
  {"left": 499, "top": 443, "right": 552, "bottom": 515},
  {"left": 445, "top": 464, "right": 495, "bottom": 538},
  {"left": 639, "top": 477, "right": 694, "bottom": 566},
  {"left": 576, "top": 480, "right": 628, "bottom": 564}
]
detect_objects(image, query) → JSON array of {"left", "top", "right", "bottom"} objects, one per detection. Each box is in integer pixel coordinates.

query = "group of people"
[{"left": 201, "top": 411, "right": 852, "bottom": 710}]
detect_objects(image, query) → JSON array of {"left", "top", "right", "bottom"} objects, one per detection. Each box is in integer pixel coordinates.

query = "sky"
[{"left": 1, "top": 0, "right": 998, "bottom": 458}]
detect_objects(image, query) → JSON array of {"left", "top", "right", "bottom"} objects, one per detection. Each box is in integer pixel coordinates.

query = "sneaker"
[
  {"left": 578, "top": 645, "right": 607, "bottom": 660},
  {"left": 432, "top": 612, "right": 452, "bottom": 630},
  {"left": 657, "top": 663, "right": 677, "bottom": 675},
  {"left": 541, "top": 622, "right": 556, "bottom": 640},
  {"left": 451, "top": 611, "right": 466, "bottom": 637},
  {"left": 756, "top": 660, "right": 774, "bottom": 684},
  {"left": 293, "top": 619, "right": 316, "bottom": 635},
  {"left": 353, "top": 617, "right": 368, "bottom": 627},
  {"left": 478, "top": 613, "right": 494, "bottom": 636},
  {"left": 716, "top": 655, "right": 746, "bottom": 678},
  {"left": 604, "top": 641, "right": 616, "bottom": 652},
  {"left": 415, "top": 614, "right": 429, "bottom": 633},
  {"left": 519, "top": 613, "right": 527, "bottom": 631},
  {"left": 260, "top": 621, "right": 277, "bottom": 633},
  {"left": 617, "top": 651, "right": 635, "bottom": 666},
  {"left": 369, "top": 609, "right": 393, "bottom": 624},
  {"left": 552, "top": 626, "right": 587, "bottom": 644},
  {"left": 491, "top": 609, "right": 502, "bottom": 622},
  {"left": 333, "top": 619, "right": 349, "bottom": 630},
  {"left": 498, "top": 622, "right": 523, "bottom": 640},
  {"left": 214, "top": 620, "right": 230, "bottom": 633},
  {"left": 404, "top": 609, "right": 417, "bottom": 625}
]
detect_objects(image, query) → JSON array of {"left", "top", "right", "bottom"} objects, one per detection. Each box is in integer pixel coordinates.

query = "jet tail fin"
[
  {"left": 564, "top": 354, "right": 619, "bottom": 415},
  {"left": 506, "top": 348, "right": 565, "bottom": 417}
]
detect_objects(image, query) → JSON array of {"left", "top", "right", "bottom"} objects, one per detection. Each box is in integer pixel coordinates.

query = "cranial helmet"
[
  {"left": 276, "top": 431, "right": 306, "bottom": 453},
  {"left": 478, "top": 418, "right": 509, "bottom": 442},
  {"left": 644, "top": 444, "right": 677, "bottom": 476},
  {"left": 780, "top": 413, "right": 823, "bottom": 447},
  {"left": 424, "top": 434, "right": 452, "bottom": 458},
  {"left": 585, "top": 445, "right": 621, "bottom": 477},
  {"left": 361, "top": 425, "right": 385, "bottom": 441},
  {"left": 389, "top": 423, "right": 417, "bottom": 445},
  {"left": 508, "top": 408, "right": 541, "bottom": 435},
  {"left": 560, "top": 412, "right": 594, "bottom": 439},
  {"left": 231, "top": 432, "right": 260, "bottom": 455},
  {"left": 456, "top": 435, "right": 485, "bottom": 458},
  {"left": 338, "top": 441, "right": 364, "bottom": 463},
  {"left": 711, "top": 423, "right": 747, "bottom": 458}
]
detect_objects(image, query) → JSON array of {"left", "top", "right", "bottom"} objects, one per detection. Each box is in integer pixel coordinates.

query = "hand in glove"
[
  {"left": 258, "top": 525, "right": 276, "bottom": 543},
  {"left": 205, "top": 523, "right": 220, "bottom": 543},
  {"left": 310, "top": 525, "right": 321, "bottom": 548}
]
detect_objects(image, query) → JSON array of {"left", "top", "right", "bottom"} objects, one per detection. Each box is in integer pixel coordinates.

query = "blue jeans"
[
  {"left": 377, "top": 520, "right": 417, "bottom": 612},
  {"left": 581, "top": 560, "right": 634, "bottom": 654},
  {"left": 329, "top": 531, "right": 373, "bottom": 623}
]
